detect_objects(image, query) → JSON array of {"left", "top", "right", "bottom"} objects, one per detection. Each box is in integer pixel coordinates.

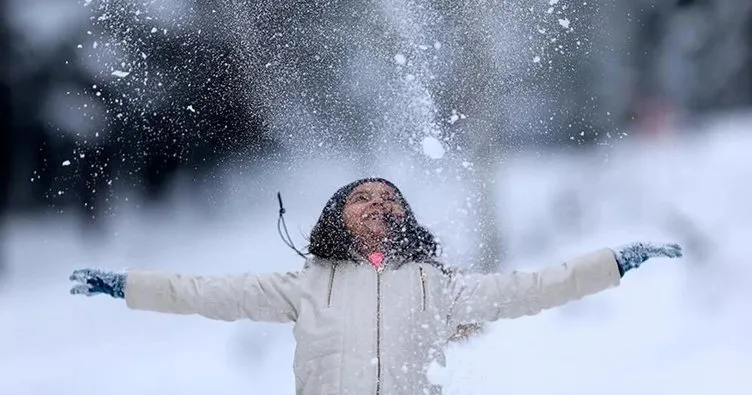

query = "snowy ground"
[{"left": 2, "top": 114, "right": 751, "bottom": 395}]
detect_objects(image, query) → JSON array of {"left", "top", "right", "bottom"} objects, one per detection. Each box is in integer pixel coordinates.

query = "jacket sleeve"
[
  {"left": 124, "top": 270, "right": 303, "bottom": 323},
  {"left": 446, "top": 248, "right": 621, "bottom": 325}
]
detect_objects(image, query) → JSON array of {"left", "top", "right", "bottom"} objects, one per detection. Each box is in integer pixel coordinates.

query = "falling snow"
[
  {"left": 421, "top": 136, "right": 446, "bottom": 160},
  {"left": 3, "top": 0, "right": 751, "bottom": 393},
  {"left": 448, "top": 110, "right": 467, "bottom": 124}
]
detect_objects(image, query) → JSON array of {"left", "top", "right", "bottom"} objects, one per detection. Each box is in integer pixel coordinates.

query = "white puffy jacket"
[{"left": 125, "top": 248, "right": 621, "bottom": 395}]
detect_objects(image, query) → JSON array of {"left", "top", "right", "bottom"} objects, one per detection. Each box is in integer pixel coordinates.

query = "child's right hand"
[{"left": 69, "top": 268, "right": 127, "bottom": 299}]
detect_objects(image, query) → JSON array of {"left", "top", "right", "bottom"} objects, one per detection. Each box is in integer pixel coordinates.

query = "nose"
[{"left": 370, "top": 196, "right": 386, "bottom": 207}]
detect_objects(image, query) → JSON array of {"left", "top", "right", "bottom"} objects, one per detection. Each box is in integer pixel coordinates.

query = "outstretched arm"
[
  {"left": 70, "top": 268, "right": 303, "bottom": 323},
  {"left": 446, "top": 242, "right": 682, "bottom": 326}
]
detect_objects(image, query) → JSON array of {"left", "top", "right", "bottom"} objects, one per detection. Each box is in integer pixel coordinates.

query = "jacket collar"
[{"left": 306, "top": 249, "right": 409, "bottom": 270}]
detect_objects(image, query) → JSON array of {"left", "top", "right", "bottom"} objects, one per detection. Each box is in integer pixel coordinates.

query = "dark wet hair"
[{"left": 308, "top": 177, "right": 439, "bottom": 263}]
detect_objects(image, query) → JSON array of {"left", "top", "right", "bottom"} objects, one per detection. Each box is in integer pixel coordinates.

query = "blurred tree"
[
  {"left": 73, "top": 0, "right": 279, "bottom": 217},
  {"left": 429, "top": 3, "right": 506, "bottom": 274},
  {"left": 9, "top": 39, "right": 99, "bottom": 222},
  {"left": 1, "top": 0, "right": 10, "bottom": 282},
  {"left": 609, "top": 0, "right": 752, "bottom": 128},
  {"left": 427, "top": 0, "right": 605, "bottom": 274},
  {"left": 3, "top": 0, "right": 280, "bottom": 224},
  {"left": 1, "top": 0, "right": 11, "bottom": 220}
]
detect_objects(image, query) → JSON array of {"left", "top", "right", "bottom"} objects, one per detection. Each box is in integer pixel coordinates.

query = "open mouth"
[{"left": 362, "top": 211, "right": 404, "bottom": 229}]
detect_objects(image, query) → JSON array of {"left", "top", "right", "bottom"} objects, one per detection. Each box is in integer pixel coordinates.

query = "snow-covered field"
[{"left": 2, "top": 115, "right": 751, "bottom": 395}]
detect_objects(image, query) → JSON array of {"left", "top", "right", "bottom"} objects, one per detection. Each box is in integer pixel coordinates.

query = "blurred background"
[{"left": 1, "top": 0, "right": 751, "bottom": 394}]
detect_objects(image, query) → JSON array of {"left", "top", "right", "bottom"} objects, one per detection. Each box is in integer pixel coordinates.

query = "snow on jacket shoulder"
[{"left": 124, "top": 247, "right": 621, "bottom": 395}]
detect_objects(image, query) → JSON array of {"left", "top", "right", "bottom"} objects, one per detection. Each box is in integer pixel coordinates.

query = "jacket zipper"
[
  {"left": 327, "top": 265, "right": 336, "bottom": 307},
  {"left": 375, "top": 269, "right": 382, "bottom": 395},
  {"left": 419, "top": 266, "right": 427, "bottom": 311}
]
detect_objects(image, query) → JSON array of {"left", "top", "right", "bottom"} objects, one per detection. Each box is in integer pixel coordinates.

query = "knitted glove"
[
  {"left": 613, "top": 242, "right": 683, "bottom": 276},
  {"left": 69, "top": 268, "right": 127, "bottom": 299}
]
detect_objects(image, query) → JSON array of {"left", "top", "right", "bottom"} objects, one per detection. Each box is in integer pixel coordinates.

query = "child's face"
[{"left": 342, "top": 182, "right": 406, "bottom": 249}]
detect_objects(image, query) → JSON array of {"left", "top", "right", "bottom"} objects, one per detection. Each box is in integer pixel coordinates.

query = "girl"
[{"left": 70, "top": 177, "right": 682, "bottom": 395}]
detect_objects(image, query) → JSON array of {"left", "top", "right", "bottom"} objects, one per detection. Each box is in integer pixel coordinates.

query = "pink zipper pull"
[{"left": 368, "top": 251, "right": 385, "bottom": 269}]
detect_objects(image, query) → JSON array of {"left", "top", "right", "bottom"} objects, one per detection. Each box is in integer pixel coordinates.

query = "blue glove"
[
  {"left": 613, "top": 242, "right": 683, "bottom": 276},
  {"left": 69, "top": 268, "right": 127, "bottom": 299}
]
